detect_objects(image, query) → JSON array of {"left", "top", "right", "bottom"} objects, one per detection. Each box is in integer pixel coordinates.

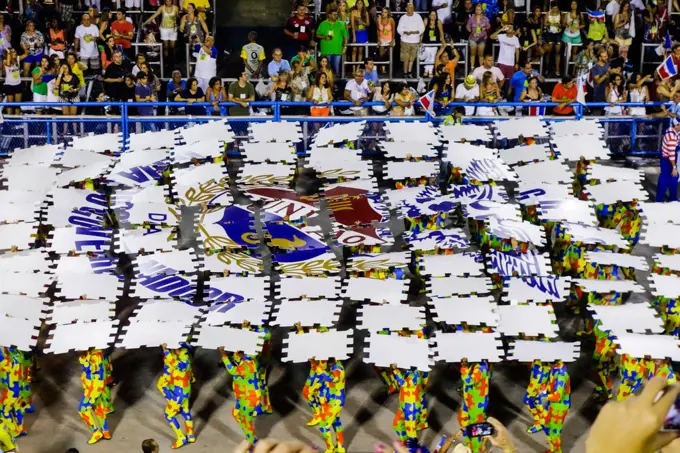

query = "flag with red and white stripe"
[{"left": 419, "top": 90, "right": 436, "bottom": 116}]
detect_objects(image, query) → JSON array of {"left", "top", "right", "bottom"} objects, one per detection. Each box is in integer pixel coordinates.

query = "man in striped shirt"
[{"left": 657, "top": 117, "right": 680, "bottom": 202}]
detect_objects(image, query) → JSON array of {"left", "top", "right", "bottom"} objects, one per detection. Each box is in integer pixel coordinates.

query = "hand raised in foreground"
[
  {"left": 234, "top": 439, "right": 317, "bottom": 453},
  {"left": 585, "top": 376, "right": 680, "bottom": 453}
]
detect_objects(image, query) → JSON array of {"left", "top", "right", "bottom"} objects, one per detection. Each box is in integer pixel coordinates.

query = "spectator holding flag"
[
  {"left": 656, "top": 117, "right": 680, "bottom": 202},
  {"left": 586, "top": 8, "right": 610, "bottom": 50}
]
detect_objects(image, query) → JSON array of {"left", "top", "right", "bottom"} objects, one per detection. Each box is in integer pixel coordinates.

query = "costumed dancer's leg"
[
  {"left": 417, "top": 374, "right": 429, "bottom": 430},
  {"left": 402, "top": 402, "right": 419, "bottom": 449},
  {"left": 545, "top": 403, "right": 568, "bottom": 453},
  {"left": 0, "top": 405, "right": 17, "bottom": 439},
  {"left": 393, "top": 409, "right": 408, "bottom": 443},
  {"left": 20, "top": 352, "right": 34, "bottom": 413},
  {"left": 258, "top": 360, "right": 272, "bottom": 414},
  {"left": 523, "top": 394, "right": 547, "bottom": 433},
  {"left": 0, "top": 418, "right": 17, "bottom": 452},
  {"left": 592, "top": 329, "right": 616, "bottom": 400},
  {"left": 317, "top": 400, "right": 335, "bottom": 453},
  {"left": 178, "top": 398, "right": 196, "bottom": 444},
  {"left": 665, "top": 299, "right": 680, "bottom": 336},
  {"left": 331, "top": 406, "right": 345, "bottom": 453},
  {"left": 93, "top": 396, "right": 111, "bottom": 440},
  {"left": 78, "top": 395, "right": 104, "bottom": 444},
  {"left": 235, "top": 402, "right": 259, "bottom": 445},
  {"left": 102, "top": 354, "right": 114, "bottom": 415},
  {"left": 164, "top": 397, "right": 187, "bottom": 449}
]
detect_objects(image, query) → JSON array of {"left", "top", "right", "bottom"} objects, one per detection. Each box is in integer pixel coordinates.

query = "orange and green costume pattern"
[
  {"left": 392, "top": 368, "right": 421, "bottom": 449},
  {"left": 78, "top": 349, "right": 110, "bottom": 445},
  {"left": 544, "top": 361, "right": 571, "bottom": 453},
  {"left": 458, "top": 361, "right": 490, "bottom": 453},
  {"left": 592, "top": 324, "right": 617, "bottom": 400},
  {"left": 0, "top": 417, "right": 17, "bottom": 452},
  {"left": 316, "top": 360, "right": 346, "bottom": 453},
  {"left": 616, "top": 355, "right": 653, "bottom": 401},
  {"left": 0, "top": 347, "right": 26, "bottom": 438},
  {"left": 159, "top": 347, "right": 195, "bottom": 449},
  {"left": 222, "top": 353, "right": 263, "bottom": 445},
  {"left": 524, "top": 360, "right": 549, "bottom": 433}
]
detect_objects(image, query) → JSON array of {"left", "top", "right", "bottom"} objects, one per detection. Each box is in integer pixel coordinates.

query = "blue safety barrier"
[{"left": 0, "top": 101, "right": 671, "bottom": 157}]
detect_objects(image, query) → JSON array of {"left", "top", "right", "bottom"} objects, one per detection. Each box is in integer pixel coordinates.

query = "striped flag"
[
  {"left": 419, "top": 90, "right": 436, "bottom": 117},
  {"left": 576, "top": 74, "right": 588, "bottom": 105},
  {"left": 587, "top": 9, "right": 605, "bottom": 21},
  {"left": 527, "top": 104, "right": 546, "bottom": 116},
  {"left": 657, "top": 55, "right": 678, "bottom": 80},
  {"left": 666, "top": 31, "right": 673, "bottom": 51}
]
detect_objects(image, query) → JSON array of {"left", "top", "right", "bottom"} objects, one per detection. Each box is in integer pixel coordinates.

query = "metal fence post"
[
  {"left": 575, "top": 103, "right": 583, "bottom": 120},
  {"left": 274, "top": 104, "right": 281, "bottom": 122},
  {"left": 46, "top": 119, "right": 51, "bottom": 145},
  {"left": 122, "top": 103, "right": 129, "bottom": 148}
]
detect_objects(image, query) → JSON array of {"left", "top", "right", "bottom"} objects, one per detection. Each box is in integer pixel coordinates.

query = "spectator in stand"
[
  {"left": 103, "top": 50, "right": 127, "bottom": 105},
  {"left": 422, "top": 10, "right": 446, "bottom": 77},
  {"left": 519, "top": 75, "right": 544, "bottom": 115},
  {"left": 613, "top": 0, "right": 633, "bottom": 60},
  {"left": 180, "top": 3, "right": 209, "bottom": 46},
  {"left": 176, "top": 77, "right": 205, "bottom": 115},
  {"left": 182, "top": 0, "right": 210, "bottom": 17},
  {"left": 435, "top": 43, "right": 460, "bottom": 81},
  {"left": 656, "top": 78, "right": 680, "bottom": 117},
  {"left": 205, "top": 76, "right": 226, "bottom": 116},
  {"left": 193, "top": 34, "right": 217, "bottom": 93},
  {"left": 290, "top": 59, "right": 310, "bottom": 102},
  {"left": 344, "top": 68, "right": 373, "bottom": 115},
  {"left": 317, "top": 8, "right": 348, "bottom": 75},
  {"left": 135, "top": 71, "right": 156, "bottom": 117},
  {"left": 56, "top": 63, "right": 80, "bottom": 134},
  {"left": 432, "top": 72, "right": 454, "bottom": 115},
  {"left": 267, "top": 70, "right": 295, "bottom": 115},
  {"left": 573, "top": 39, "right": 596, "bottom": 77},
  {"left": 605, "top": 0, "right": 621, "bottom": 35},
  {"left": 562, "top": 1, "right": 584, "bottom": 63},
  {"left": 100, "top": 35, "right": 117, "bottom": 70},
  {"left": 66, "top": 52, "right": 87, "bottom": 96},
  {"left": 0, "top": 14, "right": 11, "bottom": 61},
  {"left": 472, "top": 54, "right": 504, "bottom": 90},
  {"left": 455, "top": 0, "right": 474, "bottom": 42},
  {"left": 392, "top": 82, "right": 415, "bottom": 116},
  {"left": 491, "top": 25, "right": 520, "bottom": 94},
  {"left": 307, "top": 71, "right": 333, "bottom": 116},
  {"left": 657, "top": 117, "right": 680, "bottom": 202},
  {"left": 74, "top": 13, "right": 100, "bottom": 74},
  {"left": 3, "top": 48, "right": 24, "bottom": 115},
  {"left": 509, "top": 60, "right": 543, "bottom": 102},
  {"left": 166, "top": 69, "right": 186, "bottom": 113},
  {"left": 131, "top": 54, "right": 146, "bottom": 76},
  {"left": 56, "top": 0, "right": 79, "bottom": 30},
  {"left": 50, "top": 54, "right": 61, "bottom": 72},
  {"left": 98, "top": 9, "right": 111, "bottom": 43},
  {"left": 290, "top": 46, "right": 316, "bottom": 79},
  {"left": 363, "top": 57, "right": 378, "bottom": 88},
  {"left": 32, "top": 55, "right": 54, "bottom": 114},
  {"left": 643, "top": 1, "right": 667, "bottom": 44},
  {"left": 455, "top": 74, "right": 480, "bottom": 116},
  {"left": 338, "top": 1, "right": 351, "bottom": 33},
  {"left": 627, "top": 72, "right": 650, "bottom": 117},
  {"left": 590, "top": 48, "right": 614, "bottom": 115},
  {"left": 397, "top": 3, "right": 424, "bottom": 78},
  {"left": 543, "top": 2, "right": 563, "bottom": 77},
  {"left": 139, "top": 61, "right": 161, "bottom": 94},
  {"left": 284, "top": 5, "right": 314, "bottom": 60},
  {"left": 111, "top": 8, "right": 133, "bottom": 59},
  {"left": 477, "top": 70, "right": 500, "bottom": 116},
  {"left": 605, "top": 71, "right": 626, "bottom": 117},
  {"left": 466, "top": 4, "right": 490, "bottom": 69},
  {"left": 316, "top": 55, "right": 335, "bottom": 88},
  {"left": 48, "top": 18, "right": 67, "bottom": 60},
  {"left": 371, "top": 80, "right": 393, "bottom": 114},
  {"left": 143, "top": 0, "right": 179, "bottom": 64},
  {"left": 432, "top": 0, "right": 452, "bottom": 36},
  {"left": 228, "top": 70, "right": 255, "bottom": 117},
  {"left": 241, "top": 31, "right": 266, "bottom": 78},
  {"left": 587, "top": 8, "right": 610, "bottom": 50},
  {"left": 525, "top": 7, "right": 546, "bottom": 63},
  {"left": 267, "top": 48, "right": 291, "bottom": 80},
  {"left": 350, "top": 0, "right": 370, "bottom": 63},
  {"left": 20, "top": 21, "right": 45, "bottom": 77},
  {"left": 377, "top": 8, "right": 395, "bottom": 75},
  {"left": 500, "top": 7, "right": 516, "bottom": 28}
]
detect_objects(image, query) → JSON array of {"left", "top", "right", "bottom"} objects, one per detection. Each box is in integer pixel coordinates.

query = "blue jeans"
[
  {"left": 412, "top": 0, "right": 428, "bottom": 11},
  {"left": 326, "top": 54, "right": 342, "bottom": 75},
  {"left": 657, "top": 157, "right": 679, "bottom": 202}
]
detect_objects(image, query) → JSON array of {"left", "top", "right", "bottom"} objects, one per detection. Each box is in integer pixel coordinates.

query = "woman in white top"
[
  {"left": 372, "top": 81, "right": 393, "bottom": 114},
  {"left": 543, "top": 2, "right": 563, "bottom": 77},
  {"left": 193, "top": 34, "right": 217, "bottom": 93},
  {"left": 627, "top": 72, "right": 650, "bottom": 117},
  {"left": 4, "top": 48, "right": 25, "bottom": 115},
  {"left": 605, "top": 72, "right": 627, "bottom": 116},
  {"left": 144, "top": 0, "right": 179, "bottom": 59},
  {"left": 307, "top": 71, "right": 333, "bottom": 116}
]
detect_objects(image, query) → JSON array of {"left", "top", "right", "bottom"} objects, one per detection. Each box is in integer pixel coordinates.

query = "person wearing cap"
[
  {"left": 657, "top": 117, "right": 680, "bottom": 202},
  {"left": 454, "top": 74, "right": 480, "bottom": 116}
]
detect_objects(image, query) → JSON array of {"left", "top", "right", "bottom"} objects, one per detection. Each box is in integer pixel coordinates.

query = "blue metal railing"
[{"left": 0, "top": 100, "right": 671, "bottom": 157}]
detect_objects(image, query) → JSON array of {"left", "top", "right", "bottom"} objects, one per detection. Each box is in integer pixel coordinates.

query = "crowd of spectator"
[{"left": 3, "top": 0, "right": 680, "bottom": 121}]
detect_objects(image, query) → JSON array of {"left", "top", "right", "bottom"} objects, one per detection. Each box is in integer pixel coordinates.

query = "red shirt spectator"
[
  {"left": 111, "top": 9, "right": 134, "bottom": 49},
  {"left": 285, "top": 5, "right": 314, "bottom": 45},
  {"left": 552, "top": 77, "right": 578, "bottom": 115}
]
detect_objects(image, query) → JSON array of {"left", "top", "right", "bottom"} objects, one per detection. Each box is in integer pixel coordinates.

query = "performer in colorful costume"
[
  {"left": 458, "top": 359, "right": 490, "bottom": 453},
  {"left": 158, "top": 344, "right": 195, "bottom": 449},
  {"left": 77, "top": 348, "right": 111, "bottom": 444},
  {"left": 544, "top": 360, "right": 570, "bottom": 453},
  {"left": 0, "top": 418, "right": 17, "bottom": 452},
  {"left": 592, "top": 323, "right": 617, "bottom": 401},
  {"left": 616, "top": 354, "right": 652, "bottom": 401},
  {"left": 524, "top": 359, "right": 549, "bottom": 434},
  {"left": 313, "top": 359, "right": 346, "bottom": 453},
  {"left": 391, "top": 365, "right": 422, "bottom": 451},
  {"left": 0, "top": 347, "right": 28, "bottom": 438},
  {"left": 219, "top": 348, "right": 263, "bottom": 446}
]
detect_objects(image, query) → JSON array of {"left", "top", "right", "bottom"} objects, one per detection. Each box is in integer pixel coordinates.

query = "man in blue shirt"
[
  {"left": 509, "top": 60, "right": 544, "bottom": 103},
  {"left": 267, "top": 48, "right": 291, "bottom": 80},
  {"left": 363, "top": 58, "right": 379, "bottom": 89}
]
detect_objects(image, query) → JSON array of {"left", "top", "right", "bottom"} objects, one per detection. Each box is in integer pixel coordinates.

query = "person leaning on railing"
[
  {"left": 3, "top": 48, "right": 25, "bottom": 115},
  {"left": 228, "top": 70, "right": 255, "bottom": 117},
  {"left": 307, "top": 70, "right": 333, "bottom": 116}
]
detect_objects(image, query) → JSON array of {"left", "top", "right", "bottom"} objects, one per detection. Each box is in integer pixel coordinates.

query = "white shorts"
[
  {"left": 48, "top": 48, "right": 65, "bottom": 59},
  {"left": 196, "top": 77, "right": 209, "bottom": 94},
  {"left": 32, "top": 93, "right": 48, "bottom": 106},
  {"left": 125, "top": 0, "right": 140, "bottom": 8},
  {"left": 160, "top": 27, "right": 178, "bottom": 42}
]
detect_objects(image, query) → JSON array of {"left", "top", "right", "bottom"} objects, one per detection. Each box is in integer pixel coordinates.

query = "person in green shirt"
[
  {"left": 31, "top": 55, "right": 52, "bottom": 113},
  {"left": 228, "top": 70, "right": 256, "bottom": 116},
  {"left": 316, "top": 8, "right": 348, "bottom": 75},
  {"left": 586, "top": 13, "right": 609, "bottom": 46}
]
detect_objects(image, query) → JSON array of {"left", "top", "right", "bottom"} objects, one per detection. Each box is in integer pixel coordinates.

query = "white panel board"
[
  {"left": 507, "top": 340, "right": 581, "bottom": 362},
  {"left": 419, "top": 252, "right": 485, "bottom": 277},
  {"left": 589, "top": 303, "right": 664, "bottom": 334},
  {"left": 44, "top": 320, "right": 118, "bottom": 354},
  {"left": 282, "top": 329, "right": 354, "bottom": 362},
  {"left": 357, "top": 305, "right": 427, "bottom": 331},
  {"left": 428, "top": 296, "right": 499, "bottom": 326},
  {"left": 363, "top": 332, "right": 433, "bottom": 371},
  {"left": 433, "top": 331, "right": 504, "bottom": 362},
  {"left": 496, "top": 305, "right": 559, "bottom": 337},
  {"left": 270, "top": 299, "right": 343, "bottom": 327},
  {"left": 428, "top": 276, "right": 493, "bottom": 297},
  {"left": 342, "top": 277, "right": 408, "bottom": 305}
]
